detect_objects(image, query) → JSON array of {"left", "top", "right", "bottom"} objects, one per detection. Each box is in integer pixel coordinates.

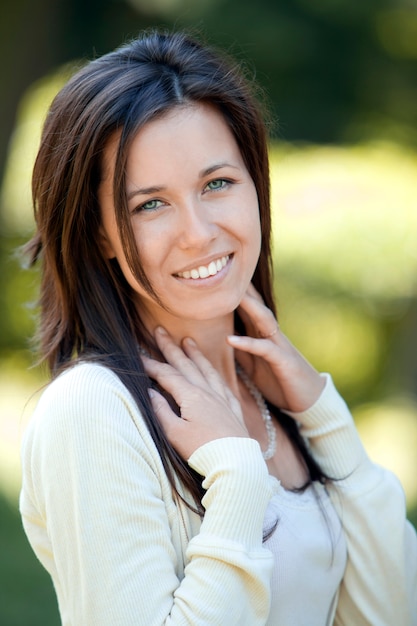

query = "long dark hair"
[{"left": 26, "top": 30, "right": 324, "bottom": 513}]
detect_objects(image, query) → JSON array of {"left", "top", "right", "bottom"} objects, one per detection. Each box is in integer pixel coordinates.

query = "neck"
[{"left": 140, "top": 308, "right": 240, "bottom": 394}]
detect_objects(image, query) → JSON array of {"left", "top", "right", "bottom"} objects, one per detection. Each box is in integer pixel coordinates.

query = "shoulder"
[
  {"left": 39, "top": 361, "right": 128, "bottom": 403},
  {"left": 35, "top": 361, "right": 136, "bottom": 419},
  {"left": 20, "top": 363, "right": 174, "bottom": 533},
  {"left": 23, "top": 361, "right": 154, "bottom": 460}
]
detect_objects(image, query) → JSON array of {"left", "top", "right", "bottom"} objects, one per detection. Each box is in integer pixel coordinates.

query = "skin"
[
  {"left": 99, "top": 103, "right": 261, "bottom": 351},
  {"left": 98, "top": 102, "right": 325, "bottom": 487}
]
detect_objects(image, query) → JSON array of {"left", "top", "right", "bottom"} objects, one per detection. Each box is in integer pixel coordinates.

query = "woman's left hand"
[
  {"left": 141, "top": 328, "right": 249, "bottom": 460},
  {"left": 227, "top": 283, "right": 325, "bottom": 413}
]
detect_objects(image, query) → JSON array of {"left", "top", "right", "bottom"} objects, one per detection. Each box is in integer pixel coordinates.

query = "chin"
[{"left": 177, "top": 296, "right": 242, "bottom": 322}]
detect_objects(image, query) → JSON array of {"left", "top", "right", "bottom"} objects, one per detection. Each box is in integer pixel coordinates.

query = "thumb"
[{"left": 148, "top": 388, "right": 180, "bottom": 431}]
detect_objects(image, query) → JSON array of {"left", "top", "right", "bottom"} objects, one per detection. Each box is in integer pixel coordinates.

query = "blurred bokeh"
[{"left": 1, "top": 0, "right": 417, "bottom": 623}]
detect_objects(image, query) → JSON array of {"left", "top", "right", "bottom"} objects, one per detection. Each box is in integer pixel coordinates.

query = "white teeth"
[
  {"left": 198, "top": 265, "right": 210, "bottom": 278},
  {"left": 177, "top": 255, "right": 229, "bottom": 279},
  {"left": 208, "top": 261, "right": 217, "bottom": 276}
]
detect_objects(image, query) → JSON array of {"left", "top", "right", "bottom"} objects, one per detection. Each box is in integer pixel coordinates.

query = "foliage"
[
  {"left": 271, "top": 143, "right": 417, "bottom": 301},
  {"left": 0, "top": 6, "right": 416, "bottom": 618},
  {"left": 269, "top": 142, "right": 417, "bottom": 402},
  {"left": 0, "top": 495, "right": 59, "bottom": 625},
  {"left": 1, "top": 0, "right": 417, "bottom": 190},
  {"left": 2, "top": 71, "right": 417, "bottom": 405}
]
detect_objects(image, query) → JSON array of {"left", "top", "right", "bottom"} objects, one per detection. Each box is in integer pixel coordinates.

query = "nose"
[{"left": 176, "top": 199, "right": 219, "bottom": 249}]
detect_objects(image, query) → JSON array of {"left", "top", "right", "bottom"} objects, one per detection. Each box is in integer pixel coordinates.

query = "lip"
[{"left": 173, "top": 253, "right": 234, "bottom": 284}]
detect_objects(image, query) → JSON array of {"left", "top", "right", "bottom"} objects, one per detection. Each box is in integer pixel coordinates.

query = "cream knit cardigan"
[{"left": 20, "top": 363, "right": 417, "bottom": 625}]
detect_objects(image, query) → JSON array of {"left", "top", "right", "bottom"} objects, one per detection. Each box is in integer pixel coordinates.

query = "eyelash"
[
  {"left": 204, "top": 178, "right": 233, "bottom": 192},
  {"left": 134, "top": 178, "right": 234, "bottom": 213},
  {"left": 137, "top": 199, "right": 164, "bottom": 212}
]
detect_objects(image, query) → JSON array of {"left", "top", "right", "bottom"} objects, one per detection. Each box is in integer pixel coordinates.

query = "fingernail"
[
  {"left": 148, "top": 388, "right": 157, "bottom": 399},
  {"left": 227, "top": 334, "right": 243, "bottom": 343},
  {"left": 184, "top": 337, "right": 196, "bottom": 347},
  {"left": 156, "top": 326, "right": 167, "bottom": 336}
]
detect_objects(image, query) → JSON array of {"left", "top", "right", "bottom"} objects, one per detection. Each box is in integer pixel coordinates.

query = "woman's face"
[{"left": 98, "top": 103, "right": 261, "bottom": 329}]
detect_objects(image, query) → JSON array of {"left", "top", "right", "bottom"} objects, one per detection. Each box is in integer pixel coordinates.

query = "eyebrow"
[
  {"left": 127, "top": 186, "right": 165, "bottom": 201},
  {"left": 126, "top": 162, "right": 239, "bottom": 201},
  {"left": 199, "top": 162, "right": 239, "bottom": 177}
]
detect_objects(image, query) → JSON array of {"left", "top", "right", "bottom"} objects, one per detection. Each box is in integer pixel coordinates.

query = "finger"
[
  {"left": 236, "top": 288, "right": 264, "bottom": 339},
  {"left": 142, "top": 355, "right": 192, "bottom": 406},
  {"left": 148, "top": 388, "right": 186, "bottom": 442},
  {"left": 236, "top": 300, "right": 257, "bottom": 337},
  {"left": 238, "top": 293, "right": 279, "bottom": 341},
  {"left": 143, "top": 352, "right": 229, "bottom": 418},
  {"left": 245, "top": 281, "right": 265, "bottom": 303},
  {"left": 153, "top": 329, "right": 232, "bottom": 402},
  {"left": 153, "top": 327, "right": 207, "bottom": 387},
  {"left": 227, "top": 334, "right": 278, "bottom": 361},
  {"left": 223, "top": 385, "right": 245, "bottom": 425},
  {"left": 181, "top": 337, "right": 233, "bottom": 401},
  {"left": 228, "top": 332, "right": 323, "bottom": 389},
  {"left": 181, "top": 339, "right": 246, "bottom": 422},
  {"left": 148, "top": 388, "right": 176, "bottom": 422}
]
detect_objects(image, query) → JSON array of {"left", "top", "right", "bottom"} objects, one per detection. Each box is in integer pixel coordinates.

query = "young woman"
[{"left": 20, "top": 30, "right": 417, "bottom": 625}]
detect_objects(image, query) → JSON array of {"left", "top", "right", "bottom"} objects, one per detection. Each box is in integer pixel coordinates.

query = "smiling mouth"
[{"left": 175, "top": 255, "right": 230, "bottom": 279}]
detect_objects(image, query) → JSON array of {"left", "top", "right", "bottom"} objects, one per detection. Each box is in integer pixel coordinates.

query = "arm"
[
  {"left": 286, "top": 375, "right": 417, "bottom": 625},
  {"left": 20, "top": 363, "right": 273, "bottom": 626},
  {"left": 228, "top": 283, "right": 417, "bottom": 625}
]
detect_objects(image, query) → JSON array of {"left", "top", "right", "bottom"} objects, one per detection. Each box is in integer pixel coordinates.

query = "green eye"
[
  {"left": 206, "top": 179, "right": 228, "bottom": 191},
  {"left": 140, "top": 199, "right": 162, "bottom": 211}
]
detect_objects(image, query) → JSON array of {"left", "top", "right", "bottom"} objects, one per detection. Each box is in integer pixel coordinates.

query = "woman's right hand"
[{"left": 142, "top": 327, "right": 249, "bottom": 460}]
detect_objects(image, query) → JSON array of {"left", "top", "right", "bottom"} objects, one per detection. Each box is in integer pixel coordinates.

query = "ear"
[{"left": 98, "top": 226, "right": 116, "bottom": 260}]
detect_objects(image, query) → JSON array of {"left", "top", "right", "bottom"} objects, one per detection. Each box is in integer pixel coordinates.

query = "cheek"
[
  {"left": 251, "top": 222, "right": 262, "bottom": 265},
  {"left": 125, "top": 227, "right": 167, "bottom": 293},
  {"left": 246, "top": 203, "right": 262, "bottom": 268},
  {"left": 244, "top": 197, "right": 262, "bottom": 247}
]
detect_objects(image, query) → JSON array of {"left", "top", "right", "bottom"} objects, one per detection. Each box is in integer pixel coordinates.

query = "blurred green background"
[{"left": 1, "top": 0, "right": 417, "bottom": 623}]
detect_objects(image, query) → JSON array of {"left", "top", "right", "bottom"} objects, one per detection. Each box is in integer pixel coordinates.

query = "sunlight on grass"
[
  {"left": 0, "top": 357, "right": 46, "bottom": 503},
  {"left": 1, "top": 65, "right": 416, "bottom": 520},
  {"left": 270, "top": 142, "right": 417, "bottom": 302},
  {"left": 1, "top": 65, "right": 73, "bottom": 235},
  {"left": 276, "top": 281, "right": 384, "bottom": 399},
  {"left": 355, "top": 401, "right": 417, "bottom": 509},
  {"left": 1, "top": 60, "right": 416, "bottom": 625}
]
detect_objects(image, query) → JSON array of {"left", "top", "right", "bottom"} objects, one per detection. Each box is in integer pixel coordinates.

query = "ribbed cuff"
[
  {"left": 284, "top": 374, "right": 369, "bottom": 480},
  {"left": 189, "top": 437, "right": 272, "bottom": 547}
]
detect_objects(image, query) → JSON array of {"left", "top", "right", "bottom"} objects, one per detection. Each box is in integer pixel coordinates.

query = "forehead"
[{"left": 100, "top": 103, "right": 242, "bottom": 184}]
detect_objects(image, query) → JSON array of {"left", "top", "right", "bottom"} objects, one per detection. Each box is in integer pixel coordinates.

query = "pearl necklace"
[{"left": 236, "top": 364, "right": 276, "bottom": 461}]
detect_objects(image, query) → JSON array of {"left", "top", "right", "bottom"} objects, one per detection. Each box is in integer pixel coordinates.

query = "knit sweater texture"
[{"left": 20, "top": 363, "right": 417, "bottom": 625}]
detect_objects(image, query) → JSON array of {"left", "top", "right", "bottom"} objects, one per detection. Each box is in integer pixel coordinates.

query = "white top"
[
  {"left": 19, "top": 363, "right": 417, "bottom": 625},
  {"left": 264, "top": 480, "right": 346, "bottom": 625}
]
